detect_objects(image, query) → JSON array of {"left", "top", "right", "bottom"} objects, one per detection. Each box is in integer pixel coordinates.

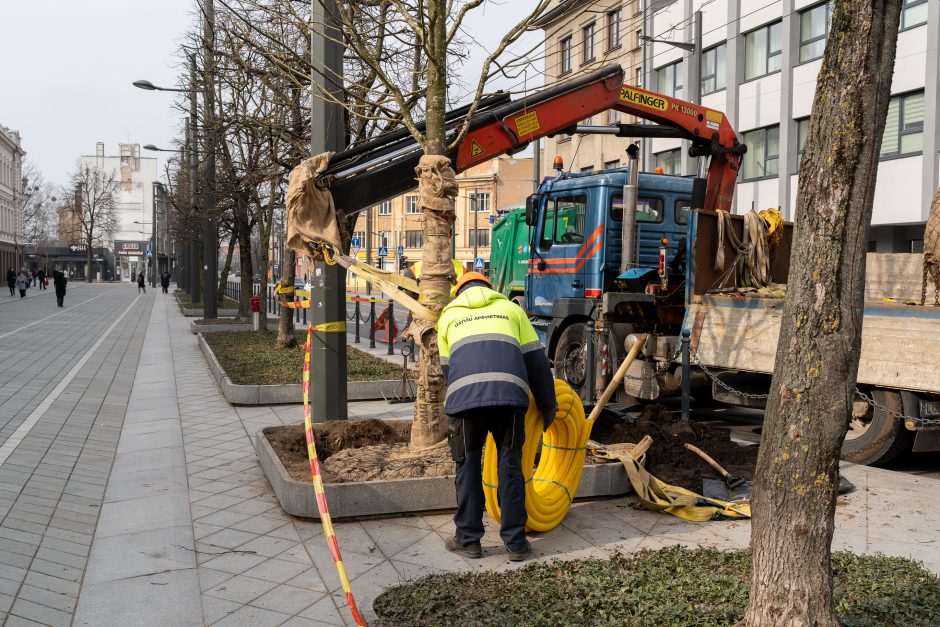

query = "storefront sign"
[{"left": 115, "top": 241, "right": 148, "bottom": 256}]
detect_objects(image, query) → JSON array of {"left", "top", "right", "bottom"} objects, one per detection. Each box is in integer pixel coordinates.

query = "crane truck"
[{"left": 316, "top": 63, "right": 940, "bottom": 466}]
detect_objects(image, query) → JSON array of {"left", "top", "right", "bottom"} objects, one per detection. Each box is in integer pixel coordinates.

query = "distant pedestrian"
[
  {"left": 53, "top": 268, "right": 67, "bottom": 307},
  {"left": 15, "top": 268, "right": 30, "bottom": 298},
  {"left": 137, "top": 272, "right": 146, "bottom": 294},
  {"left": 160, "top": 271, "right": 171, "bottom": 294},
  {"left": 37, "top": 268, "right": 46, "bottom": 290},
  {"left": 6, "top": 268, "right": 14, "bottom": 296}
]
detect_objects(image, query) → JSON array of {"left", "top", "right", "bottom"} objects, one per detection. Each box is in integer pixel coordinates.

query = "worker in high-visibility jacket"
[
  {"left": 437, "top": 271, "right": 557, "bottom": 562},
  {"left": 405, "top": 259, "right": 465, "bottom": 297}
]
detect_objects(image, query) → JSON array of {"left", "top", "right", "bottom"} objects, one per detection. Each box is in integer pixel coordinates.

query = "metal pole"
[
  {"left": 585, "top": 318, "right": 596, "bottom": 403},
  {"left": 532, "top": 138, "right": 541, "bottom": 192},
  {"left": 151, "top": 182, "right": 157, "bottom": 287},
  {"left": 387, "top": 301, "right": 395, "bottom": 355},
  {"left": 681, "top": 328, "right": 691, "bottom": 421},
  {"left": 472, "top": 194, "right": 478, "bottom": 265},
  {"left": 202, "top": 0, "right": 218, "bottom": 319},
  {"left": 188, "top": 62, "right": 201, "bottom": 305},
  {"left": 691, "top": 11, "right": 702, "bottom": 105},
  {"left": 310, "top": 0, "right": 347, "bottom": 422},
  {"left": 365, "top": 205, "right": 372, "bottom": 294}
]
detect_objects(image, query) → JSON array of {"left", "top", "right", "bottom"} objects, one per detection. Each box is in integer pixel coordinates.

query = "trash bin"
[
  {"left": 250, "top": 296, "right": 261, "bottom": 330},
  {"left": 250, "top": 296, "right": 260, "bottom": 312}
]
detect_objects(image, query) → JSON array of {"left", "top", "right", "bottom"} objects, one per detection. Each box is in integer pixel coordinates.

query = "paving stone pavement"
[{"left": 3, "top": 285, "right": 940, "bottom": 626}]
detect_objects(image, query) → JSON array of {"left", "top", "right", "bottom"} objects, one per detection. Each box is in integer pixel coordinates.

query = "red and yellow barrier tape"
[{"left": 302, "top": 323, "right": 366, "bottom": 626}]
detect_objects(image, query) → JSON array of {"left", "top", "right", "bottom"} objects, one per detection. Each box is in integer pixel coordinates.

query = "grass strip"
[
  {"left": 203, "top": 329, "right": 407, "bottom": 384},
  {"left": 374, "top": 546, "right": 940, "bottom": 626}
]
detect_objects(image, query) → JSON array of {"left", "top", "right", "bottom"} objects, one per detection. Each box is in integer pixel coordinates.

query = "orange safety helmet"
[{"left": 454, "top": 271, "right": 492, "bottom": 295}]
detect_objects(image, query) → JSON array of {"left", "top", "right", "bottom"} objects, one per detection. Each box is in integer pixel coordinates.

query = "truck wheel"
[
  {"left": 840, "top": 390, "right": 914, "bottom": 466},
  {"left": 511, "top": 295, "right": 526, "bottom": 311},
  {"left": 554, "top": 323, "right": 588, "bottom": 400}
]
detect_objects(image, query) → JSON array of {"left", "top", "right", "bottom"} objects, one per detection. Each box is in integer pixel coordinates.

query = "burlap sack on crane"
[
  {"left": 924, "top": 186, "right": 940, "bottom": 305},
  {"left": 286, "top": 153, "right": 345, "bottom": 261}
]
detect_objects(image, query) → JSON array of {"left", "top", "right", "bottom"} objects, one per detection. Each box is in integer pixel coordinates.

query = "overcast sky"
[{"left": 0, "top": 0, "right": 543, "bottom": 189}]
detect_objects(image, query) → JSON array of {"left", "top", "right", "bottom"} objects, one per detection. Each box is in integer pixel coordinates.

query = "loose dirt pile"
[
  {"left": 590, "top": 405, "right": 758, "bottom": 492},
  {"left": 266, "top": 407, "right": 758, "bottom": 490}
]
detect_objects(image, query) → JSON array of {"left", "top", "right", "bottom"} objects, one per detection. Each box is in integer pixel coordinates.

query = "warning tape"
[{"left": 302, "top": 324, "right": 366, "bottom": 627}]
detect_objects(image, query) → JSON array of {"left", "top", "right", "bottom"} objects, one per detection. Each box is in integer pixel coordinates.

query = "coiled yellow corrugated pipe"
[
  {"left": 483, "top": 379, "right": 589, "bottom": 532},
  {"left": 483, "top": 336, "right": 646, "bottom": 532}
]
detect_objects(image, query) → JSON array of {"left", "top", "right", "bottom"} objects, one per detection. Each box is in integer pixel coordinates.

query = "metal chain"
[
  {"left": 922, "top": 264, "right": 929, "bottom": 307},
  {"left": 690, "top": 351, "right": 771, "bottom": 400},
  {"left": 853, "top": 388, "right": 940, "bottom": 429}
]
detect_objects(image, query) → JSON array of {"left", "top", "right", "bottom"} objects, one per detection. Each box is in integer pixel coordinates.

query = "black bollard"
[
  {"left": 369, "top": 298, "right": 376, "bottom": 349},
  {"left": 387, "top": 300, "right": 395, "bottom": 355},
  {"left": 354, "top": 300, "right": 361, "bottom": 344}
]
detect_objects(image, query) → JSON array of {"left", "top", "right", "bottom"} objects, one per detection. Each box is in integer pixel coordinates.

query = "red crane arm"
[{"left": 455, "top": 68, "right": 744, "bottom": 212}]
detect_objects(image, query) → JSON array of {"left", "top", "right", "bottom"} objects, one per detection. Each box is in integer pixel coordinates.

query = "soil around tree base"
[{"left": 266, "top": 405, "right": 758, "bottom": 491}]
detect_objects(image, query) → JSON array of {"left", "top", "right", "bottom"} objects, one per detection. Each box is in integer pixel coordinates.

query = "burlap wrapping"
[
  {"left": 924, "top": 186, "right": 940, "bottom": 303},
  {"left": 286, "top": 153, "right": 345, "bottom": 260},
  {"left": 409, "top": 155, "right": 459, "bottom": 451}
]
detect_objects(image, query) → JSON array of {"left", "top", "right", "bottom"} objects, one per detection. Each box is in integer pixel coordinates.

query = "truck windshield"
[{"left": 611, "top": 196, "right": 664, "bottom": 223}]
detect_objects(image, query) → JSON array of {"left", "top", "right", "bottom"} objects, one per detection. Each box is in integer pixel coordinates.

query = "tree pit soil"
[{"left": 266, "top": 407, "right": 757, "bottom": 492}]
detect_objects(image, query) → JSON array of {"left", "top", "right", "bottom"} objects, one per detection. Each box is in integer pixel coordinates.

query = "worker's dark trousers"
[{"left": 448, "top": 407, "right": 527, "bottom": 551}]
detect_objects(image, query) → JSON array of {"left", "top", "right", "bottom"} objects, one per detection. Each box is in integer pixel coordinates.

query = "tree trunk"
[
  {"left": 217, "top": 229, "right": 237, "bottom": 307},
  {"left": 234, "top": 196, "right": 253, "bottom": 317},
  {"left": 276, "top": 248, "right": 297, "bottom": 349},
  {"left": 744, "top": 3, "right": 902, "bottom": 625},
  {"left": 408, "top": 0, "right": 453, "bottom": 451},
  {"left": 85, "top": 237, "right": 93, "bottom": 283}
]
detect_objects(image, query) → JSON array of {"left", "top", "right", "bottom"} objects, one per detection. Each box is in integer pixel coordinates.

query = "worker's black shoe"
[
  {"left": 445, "top": 536, "right": 482, "bottom": 559},
  {"left": 506, "top": 540, "right": 532, "bottom": 562}
]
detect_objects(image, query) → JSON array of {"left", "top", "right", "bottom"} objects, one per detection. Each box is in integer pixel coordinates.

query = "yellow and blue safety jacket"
[{"left": 437, "top": 286, "right": 557, "bottom": 416}]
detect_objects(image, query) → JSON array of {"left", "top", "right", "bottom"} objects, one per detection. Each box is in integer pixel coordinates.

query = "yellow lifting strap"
[{"left": 323, "top": 249, "right": 439, "bottom": 321}]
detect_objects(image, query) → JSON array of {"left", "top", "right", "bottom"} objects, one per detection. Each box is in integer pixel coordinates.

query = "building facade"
[
  {"left": 0, "top": 125, "right": 25, "bottom": 273},
  {"left": 348, "top": 155, "right": 533, "bottom": 280},
  {"left": 535, "top": 0, "right": 645, "bottom": 175},
  {"left": 536, "top": 0, "right": 938, "bottom": 253},
  {"left": 79, "top": 143, "right": 158, "bottom": 280}
]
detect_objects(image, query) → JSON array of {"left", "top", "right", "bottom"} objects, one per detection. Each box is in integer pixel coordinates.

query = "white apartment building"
[
  {"left": 79, "top": 143, "right": 158, "bottom": 280},
  {"left": 644, "top": 0, "right": 938, "bottom": 252},
  {"left": 0, "top": 125, "right": 25, "bottom": 272}
]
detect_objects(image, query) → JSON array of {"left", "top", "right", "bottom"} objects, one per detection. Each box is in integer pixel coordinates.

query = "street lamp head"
[
  {"left": 142, "top": 144, "right": 161, "bottom": 152},
  {"left": 133, "top": 80, "right": 158, "bottom": 91}
]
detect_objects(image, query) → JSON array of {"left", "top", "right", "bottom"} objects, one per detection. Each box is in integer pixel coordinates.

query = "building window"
[
  {"left": 607, "top": 109, "right": 620, "bottom": 124},
  {"left": 797, "top": 117, "right": 811, "bottom": 164},
  {"left": 469, "top": 229, "right": 490, "bottom": 248},
  {"left": 799, "top": 2, "right": 833, "bottom": 63},
  {"left": 745, "top": 21, "right": 782, "bottom": 80},
  {"left": 377, "top": 200, "right": 391, "bottom": 215},
  {"left": 881, "top": 90, "right": 924, "bottom": 158},
  {"left": 405, "top": 230, "right": 423, "bottom": 248},
  {"left": 742, "top": 126, "right": 780, "bottom": 180},
  {"left": 604, "top": 160, "right": 620, "bottom": 170},
  {"left": 656, "top": 60, "right": 683, "bottom": 99},
  {"left": 607, "top": 9, "right": 621, "bottom": 51},
  {"left": 902, "top": 0, "right": 928, "bottom": 29},
  {"left": 911, "top": 239, "right": 924, "bottom": 254},
  {"left": 378, "top": 231, "right": 389, "bottom": 247},
  {"left": 635, "top": 67, "right": 642, "bottom": 88},
  {"left": 470, "top": 192, "right": 490, "bottom": 212},
  {"left": 352, "top": 231, "right": 365, "bottom": 244},
  {"left": 560, "top": 36, "right": 572, "bottom": 74},
  {"left": 405, "top": 195, "right": 419, "bottom": 214},
  {"left": 583, "top": 22, "right": 596, "bottom": 63},
  {"left": 580, "top": 166, "right": 594, "bottom": 173},
  {"left": 701, "top": 43, "right": 726, "bottom": 94},
  {"left": 654, "top": 148, "right": 681, "bottom": 175}
]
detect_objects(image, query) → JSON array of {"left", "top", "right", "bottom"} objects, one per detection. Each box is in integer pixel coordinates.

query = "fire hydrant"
[{"left": 250, "top": 296, "right": 261, "bottom": 330}]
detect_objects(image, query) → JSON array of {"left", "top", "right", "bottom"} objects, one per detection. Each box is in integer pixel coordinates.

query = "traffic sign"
[
  {"left": 145, "top": 249, "right": 153, "bottom": 258},
  {"left": 377, "top": 246, "right": 388, "bottom": 258},
  {"left": 475, "top": 257, "right": 485, "bottom": 270},
  {"left": 489, "top": 214, "right": 495, "bottom": 225},
  {"left": 350, "top": 237, "right": 361, "bottom": 252},
  {"left": 396, "top": 245, "right": 403, "bottom": 257}
]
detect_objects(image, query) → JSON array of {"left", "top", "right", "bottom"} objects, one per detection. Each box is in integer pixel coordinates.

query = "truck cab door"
[{"left": 528, "top": 192, "right": 591, "bottom": 316}]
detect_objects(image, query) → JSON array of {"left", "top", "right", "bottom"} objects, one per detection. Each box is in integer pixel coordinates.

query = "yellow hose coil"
[{"left": 483, "top": 379, "right": 589, "bottom": 532}]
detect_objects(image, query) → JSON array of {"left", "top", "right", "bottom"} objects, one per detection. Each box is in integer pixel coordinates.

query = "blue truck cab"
[{"left": 524, "top": 167, "right": 693, "bottom": 368}]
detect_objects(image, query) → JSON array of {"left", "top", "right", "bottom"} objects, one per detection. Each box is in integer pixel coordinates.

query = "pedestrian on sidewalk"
[
  {"left": 15, "top": 268, "right": 30, "bottom": 298},
  {"left": 437, "top": 272, "right": 557, "bottom": 563},
  {"left": 53, "top": 268, "right": 67, "bottom": 307},
  {"left": 137, "top": 271, "right": 146, "bottom": 294},
  {"left": 160, "top": 271, "right": 171, "bottom": 294},
  {"left": 6, "top": 268, "right": 14, "bottom": 296},
  {"left": 37, "top": 268, "right": 46, "bottom": 290}
]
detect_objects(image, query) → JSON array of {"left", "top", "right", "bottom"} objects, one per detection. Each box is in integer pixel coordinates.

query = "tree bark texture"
[
  {"left": 744, "top": 2, "right": 902, "bottom": 626},
  {"left": 276, "top": 248, "right": 297, "bottom": 349},
  {"left": 218, "top": 229, "right": 237, "bottom": 306}
]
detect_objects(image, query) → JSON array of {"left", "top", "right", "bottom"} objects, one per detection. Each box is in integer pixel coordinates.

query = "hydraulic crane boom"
[{"left": 322, "top": 64, "right": 745, "bottom": 214}]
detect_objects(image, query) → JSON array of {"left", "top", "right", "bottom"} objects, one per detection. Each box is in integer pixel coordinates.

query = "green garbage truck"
[{"left": 490, "top": 207, "right": 530, "bottom": 309}]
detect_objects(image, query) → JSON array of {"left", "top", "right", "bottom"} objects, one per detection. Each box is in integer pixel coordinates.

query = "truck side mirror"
[{"left": 525, "top": 194, "right": 540, "bottom": 226}]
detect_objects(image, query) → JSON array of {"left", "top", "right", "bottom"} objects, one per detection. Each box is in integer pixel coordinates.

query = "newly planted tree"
[{"left": 744, "top": 2, "right": 903, "bottom": 625}]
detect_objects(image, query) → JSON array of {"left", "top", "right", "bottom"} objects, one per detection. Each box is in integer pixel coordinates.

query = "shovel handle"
[
  {"left": 683, "top": 443, "right": 730, "bottom": 478},
  {"left": 586, "top": 335, "right": 646, "bottom": 425}
]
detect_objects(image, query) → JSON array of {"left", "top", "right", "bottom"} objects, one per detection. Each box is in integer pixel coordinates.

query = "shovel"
[{"left": 683, "top": 443, "right": 747, "bottom": 490}]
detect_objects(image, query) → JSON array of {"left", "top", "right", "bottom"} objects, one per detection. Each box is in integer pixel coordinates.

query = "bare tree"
[
  {"left": 21, "top": 162, "right": 59, "bottom": 268},
  {"left": 744, "top": 2, "right": 902, "bottom": 625},
  {"left": 68, "top": 164, "right": 119, "bottom": 283}
]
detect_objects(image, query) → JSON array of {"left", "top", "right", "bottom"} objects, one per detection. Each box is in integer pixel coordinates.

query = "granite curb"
[
  {"left": 197, "top": 333, "right": 411, "bottom": 404},
  {"left": 255, "top": 426, "right": 633, "bottom": 519},
  {"left": 190, "top": 320, "right": 254, "bottom": 334}
]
